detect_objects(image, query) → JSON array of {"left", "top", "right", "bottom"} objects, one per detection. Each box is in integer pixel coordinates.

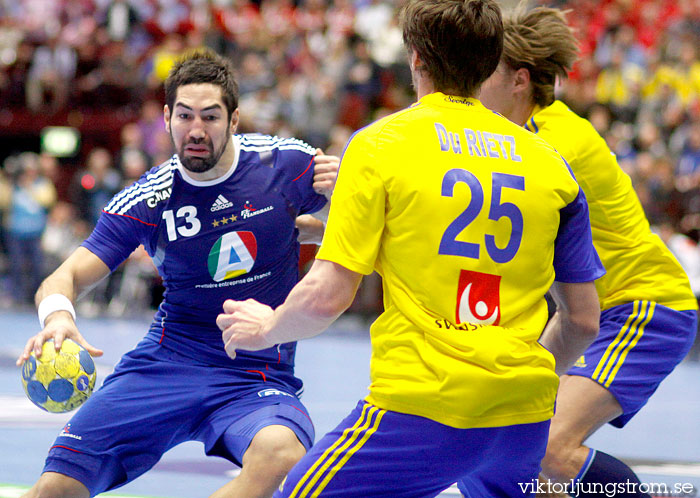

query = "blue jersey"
[{"left": 82, "top": 134, "right": 327, "bottom": 369}]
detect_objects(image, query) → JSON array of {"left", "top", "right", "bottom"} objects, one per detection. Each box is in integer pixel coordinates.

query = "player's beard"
[{"left": 174, "top": 125, "right": 230, "bottom": 173}]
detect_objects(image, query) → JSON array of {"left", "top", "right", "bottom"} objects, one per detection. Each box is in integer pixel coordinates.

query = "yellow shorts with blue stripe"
[
  {"left": 275, "top": 400, "right": 550, "bottom": 497},
  {"left": 567, "top": 300, "right": 697, "bottom": 427}
]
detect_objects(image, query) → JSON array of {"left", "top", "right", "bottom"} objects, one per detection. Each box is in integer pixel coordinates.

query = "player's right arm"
[
  {"left": 541, "top": 282, "right": 600, "bottom": 376},
  {"left": 16, "top": 247, "right": 109, "bottom": 366}
]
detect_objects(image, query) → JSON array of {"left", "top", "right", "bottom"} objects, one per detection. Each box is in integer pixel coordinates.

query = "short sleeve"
[
  {"left": 316, "top": 130, "right": 385, "bottom": 275},
  {"left": 274, "top": 141, "right": 327, "bottom": 215},
  {"left": 553, "top": 188, "right": 606, "bottom": 283},
  {"left": 81, "top": 211, "right": 149, "bottom": 272}
]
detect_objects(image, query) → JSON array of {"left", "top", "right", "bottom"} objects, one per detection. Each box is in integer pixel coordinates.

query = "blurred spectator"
[
  {"left": 595, "top": 24, "right": 647, "bottom": 71},
  {"left": 645, "top": 155, "right": 683, "bottom": 224},
  {"left": 0, "top": 152, "right": 56, "bottom": 305},
  {"left": 70, "top": 147, "right": 122, "bottom": 226},
  {"left": 676, "top": 119, "right": 700, "bottom": 189},
  {"left": 587, "top": 103, "right": 614, "bottom": 135},
  {"left": 674, "top": 40, "right": 700, "bottom": 107},
  {"left": 150, "top": 128, "right": 176, "bottom": 166},
  {"left": 325, "top": 123, "right": 353, "bottom": 157},
  {"left": 144, "top": 33, "right": 185, "bottom": 93},
  {"left": 101, "top": 0, "right": 142, "bottom": 43},
  {"left": 326, "top": 0, "right": 355, "bottom": 39},
  {"left": 338, "top": 36, "right": 382, "bottom": 130},
  {"left": 353, "top": 0, "right": 392, "bottom": 45},
  {"left": 0, "top": 39, "right": 33, "bottom": 108},
  {"left": 137, "top": 99, "right": 169, "bottom": 160},
  {"left": 666, "top": 0, "right": 700, "bottom": 43},
  {"left": 41, "top": 201, "right": 89, "bottom": 274},
  {"left": 238, "top": 50, "right": 275, "bottom": 96},
  {"left": 90, "top": 40, "right": 142, "bottom": 109},
  {"left": 294, "top": 0, "right": 326, "bottom": 34},
  {"left": 213, "top": 0, "right": 261, "bottom": 52},
  {"left": 595, "top": 46, "right": 644, "bottom": 122},
  {"left": 634, "top": 119, "right": 667, "bottom": 156},
  {"left": 115, "top": 122, "right": 152, "bottom": 174},
  {"left": 120, "top": 147, "right": 150, "bottom": 185},
  {"left": 25, "top": 32, "right": 77, "bottom": 113}
]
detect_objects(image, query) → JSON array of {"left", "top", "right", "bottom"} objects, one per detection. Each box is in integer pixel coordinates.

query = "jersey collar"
[
  {"left": 417, "top": 92, "right": 482, "bottom": 109},
  {"left": 174, "top": 134, "right": 241, "bottom": 187},
  {"left": 524, "top": 103, "right": 549, "bottom": 134}
]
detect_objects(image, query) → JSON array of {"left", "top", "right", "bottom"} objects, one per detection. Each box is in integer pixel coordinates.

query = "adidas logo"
[{"left": 211, "top": 194, "right": 233, "bottom": 212}]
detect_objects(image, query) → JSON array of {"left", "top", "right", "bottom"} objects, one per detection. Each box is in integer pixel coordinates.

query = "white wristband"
[{"left": 38, "top": 294, "right": 77, "bottom": 329}]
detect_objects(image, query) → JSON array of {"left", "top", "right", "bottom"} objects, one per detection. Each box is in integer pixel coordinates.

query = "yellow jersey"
[
  {"left": 317, "top": 93, "right": 604, "bottom": 428},
  {"left": 525, "top": 101, "right": 696, "bottom": 312}
]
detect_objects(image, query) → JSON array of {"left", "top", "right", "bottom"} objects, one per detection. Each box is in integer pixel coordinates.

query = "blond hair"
[{"left": 501, "top": 3, "right": 579, "bottom": 106}]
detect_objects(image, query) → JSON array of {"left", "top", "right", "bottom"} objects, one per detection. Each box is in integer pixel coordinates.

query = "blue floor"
[{"left": 1, "top": 310, "right": 699, "bottom": 497}]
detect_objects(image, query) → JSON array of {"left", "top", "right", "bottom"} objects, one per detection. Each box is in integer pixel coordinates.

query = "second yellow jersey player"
[
  {"left": 524, "top": 101, "right": 696, "bottom": 312},
  {"left": 475, "top": 4, "right": 698, "bottom": 493}
]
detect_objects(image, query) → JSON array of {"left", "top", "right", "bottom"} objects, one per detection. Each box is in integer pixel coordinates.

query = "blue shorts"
[
  {"left": 43, "top": 338, "right": 315, "bottom": 496},
  {"left": 276, "top": 400, "right": 549, "bottom": 498},
  {"left": 567, "top": 301, "right": 697, "bottom": 427}
]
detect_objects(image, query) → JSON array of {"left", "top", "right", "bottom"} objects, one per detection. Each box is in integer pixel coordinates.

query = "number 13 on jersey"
[{"left": 439, "top": 169, "right": 524, "bottom": 264}]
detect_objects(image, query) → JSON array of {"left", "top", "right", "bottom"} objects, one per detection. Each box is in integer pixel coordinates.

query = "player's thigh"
[
  {"left": 457, "top": 421, "right": 550, "bottom": 498},
  {"left": 44, "top": 341, "right": 206, "bottom": 493},
  {"left": 564, "top": 302, "right": 696, "bottom": 428},
  {"left": 276, "top": 401, "right": 450, "bottom": 498},
  {"left": 547, "top": 375, "right": 622, "bottom": 451},
  {"left": 203, "top": 381, "right": 315, "bottom": 467},
  {"left": 278, "top": 401, "right": 548, "bottom": 498}
]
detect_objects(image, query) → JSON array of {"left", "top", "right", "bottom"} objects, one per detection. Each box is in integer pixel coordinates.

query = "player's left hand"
[
  {"left": 217, "top": 298, "right": 275, "bottom": 359},
  {"left": 295, "top": 214, "right": 325, "bottom": 245},
  {"left": 313, "top": 148, "right": 339, "bottom": 200}
]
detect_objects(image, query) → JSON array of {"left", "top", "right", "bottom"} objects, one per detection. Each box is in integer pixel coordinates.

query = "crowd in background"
[{"left": 0, "top": 0, "right": 699, "bottom": 318}]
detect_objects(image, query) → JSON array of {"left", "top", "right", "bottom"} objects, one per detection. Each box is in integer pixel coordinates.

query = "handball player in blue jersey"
[{"left": 16, "top": 49, "right": 338, "bottom": 498}]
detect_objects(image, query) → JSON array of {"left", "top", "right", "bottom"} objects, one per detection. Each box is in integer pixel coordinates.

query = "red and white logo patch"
[{"left": 456, "top": 270, "right": 501, "bottom": 325}]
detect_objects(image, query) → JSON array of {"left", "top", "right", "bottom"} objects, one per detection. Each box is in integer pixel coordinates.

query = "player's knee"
[
  {"left": 23, "top": 472, "right": 90, "bottom": 498},
  {"left": 246, "top": 426, "right": 306, "bottom": 475},
  {"left": 541, "top": 437, "right": 579, "bottom": 483}
]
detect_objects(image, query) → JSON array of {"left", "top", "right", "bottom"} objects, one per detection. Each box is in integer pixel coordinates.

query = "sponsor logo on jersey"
[
  {"left": 574, "top": 355, "right": 587, "bottom": 368},
  {"left": 207, "top": 231, "right": 257, "bottom": 281},
  {"left": 456, "top": 270, "right": 501, "bottom": 326},
  {"left": 445, "top": 95, "right": 473, "bottom": 106},
  {"left": 241, "top": 200, "right": 274, "bottom": 219},
  {"left": 58, "top": 423, "right": 82, "bottom": 440},
  {"left": 210, "top": 194, "right": 234, "bottom": 212},
  {"left": 257, "top": 388, "right": 294, "bottom": 398},
  {"left": 146, "top": 187, "right": 172, "bottom": 208}
]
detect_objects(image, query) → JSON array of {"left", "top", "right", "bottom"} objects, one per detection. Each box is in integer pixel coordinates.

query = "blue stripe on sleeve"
[{"left": 553, "top": 188, "right": 606, "bottom": 283}]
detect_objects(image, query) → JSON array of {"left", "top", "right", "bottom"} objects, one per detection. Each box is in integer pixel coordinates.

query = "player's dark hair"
[
  {"left": 501, "top": 4, "right": 579, "bottom": 107},
  {"left": 164, "top": 48, "right": 239, "bottom": 120},
  {"left": 400, "top": 0, "right": 503, "bottom": 97}
]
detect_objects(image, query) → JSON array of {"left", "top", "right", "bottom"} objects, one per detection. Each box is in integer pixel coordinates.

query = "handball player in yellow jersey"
[
  {"left": 478, "top": 5, "right": 698, "bottom": 498},
  {"left": 218, "top": 1, "right": 605, "bottom": 496}
]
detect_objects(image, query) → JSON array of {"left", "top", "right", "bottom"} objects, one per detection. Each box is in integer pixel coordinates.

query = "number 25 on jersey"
[{"left": 439, "top": 169, "right": 524, "bottom": 264}]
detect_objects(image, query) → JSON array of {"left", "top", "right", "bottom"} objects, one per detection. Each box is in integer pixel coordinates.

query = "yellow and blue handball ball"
[{"left": 21, "top": 338, "right": 96, "bottom": 413}]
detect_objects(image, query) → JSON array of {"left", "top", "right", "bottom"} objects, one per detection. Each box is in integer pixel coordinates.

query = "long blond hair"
[{"left": 501, "top": 2, "right": 579, "bottom": 106}]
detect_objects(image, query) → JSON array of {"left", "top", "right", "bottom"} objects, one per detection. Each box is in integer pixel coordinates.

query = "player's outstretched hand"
[
  {"left": 313, "top": 148, "right": 339, "bottom": 200},
  {"left": 218, "top": 298, "right": 275, "bottom": 359},
  {"left": 16, "top": 313, "right": 104, "bottom": 366}
]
